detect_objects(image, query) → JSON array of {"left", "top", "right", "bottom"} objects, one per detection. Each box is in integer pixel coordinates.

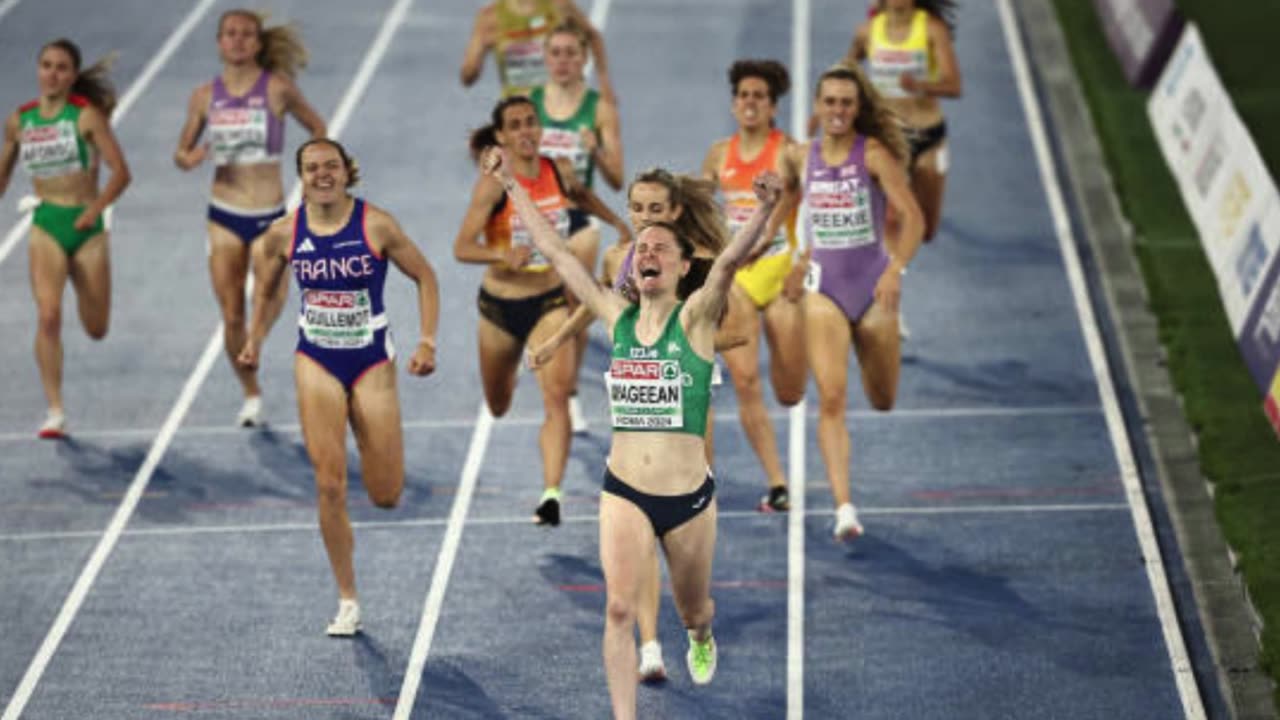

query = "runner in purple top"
[
  {"left": 174, "top": 9, "right": 326, "bottom": 428},
  {"left": 788, "top": 62, "right": 923, "bottom": 541}
]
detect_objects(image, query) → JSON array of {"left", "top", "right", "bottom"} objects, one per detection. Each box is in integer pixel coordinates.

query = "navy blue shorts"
[
  {"left": 297, "top": 327, "right": 395, "bottom": 391},
  {"left": 603, "top": 467, "right": 716, "bottom": 539},
  {"left": 208, "top": 200, "right": 286, "bottom": 244}
]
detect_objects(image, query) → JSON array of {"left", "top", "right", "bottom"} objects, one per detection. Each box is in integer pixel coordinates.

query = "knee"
[
  {"left": 817, "top": 390, "right": 846, "bottom": 418},
  {"left": 36, "top": 305, "right": 61, "bottom": 338},
  {"left": 730, "top": 367, "right": 762, "bottom": 399},
  {"left": 222, "top": 306, "right": 246, "bottom": 328},
  {"left": 314, "top": 473, "right": 346, "bottom": 508},
  {"left": 605, "top": 595, "right": 636, "bottom": 628},
  {"left": 868, "top": 388, "right": 897, "bottom": 412},
  {"left": 483, "top": 383, "right": 513, "bottom": 417},
  {"left": 368, "top": 482, "right": 402, "bottom": 510},
  {"left": 85, "top": 319, "right": 109, "bottom": 341},
  {"left": 773, "top": 380, "right": 805, "bottom": 408}
]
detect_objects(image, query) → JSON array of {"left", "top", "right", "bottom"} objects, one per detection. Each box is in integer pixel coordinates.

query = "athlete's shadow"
[
  {"left": 136, "top": 428, "right": 316, "bottom": 523},
  {"left": 540, "top": 552, "right": 605, "bottom": 621},
  {"left": 33, "top": 438, "right": 148, "bottom": 504},
  {"left": 349, "top": 633, "right": 401, "bottom": 710},
  {"left": 811, "top": 528, "right": 1152, "bottom": 678},
  {"left": 407, "top": 657, "right": 516, "bottom": 719}
]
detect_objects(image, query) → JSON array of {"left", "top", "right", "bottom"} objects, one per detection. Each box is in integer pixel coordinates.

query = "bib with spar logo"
[
  {"left": 607, "top": 303, "right": 712, "bottom": 436},
  {"left": 300, "top": 289, "right": 375, "bottom": 349},
  {"left": 17, "top": 96, "right": 91, "bottom": 179}
]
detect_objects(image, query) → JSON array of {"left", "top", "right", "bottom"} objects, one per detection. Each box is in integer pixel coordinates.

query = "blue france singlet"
[{"left": 290, "top": 198, "right": 395, "bottom": 388}]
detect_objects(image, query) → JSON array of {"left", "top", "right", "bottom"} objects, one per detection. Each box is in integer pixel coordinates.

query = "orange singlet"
[
  {"left": 719, "top": 128, "right": 796, "bottom": 307},
  {"left": 484, "top": 156, "right": 572, "bottom": 273}
]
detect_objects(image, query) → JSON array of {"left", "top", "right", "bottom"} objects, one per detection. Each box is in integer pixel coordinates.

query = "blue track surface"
[{"left": 0, "top": 1, "right": 1214, "bottom": 718}]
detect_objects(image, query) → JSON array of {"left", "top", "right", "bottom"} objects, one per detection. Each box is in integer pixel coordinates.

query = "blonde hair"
[
  {"left": 40, "top": 39, "right": 119, "bottom": 116},
  {"left": 815, "top": 62, "right": 908, "bottom": 163},
  {"left": 628, "top": 168, "right": 728, "bottom": 256},
  {"left": 545, "top": 19, "right": 589, "bottom": 53},
  {"left": 219, "top": 10, "right": 309, "bottom": 79}
]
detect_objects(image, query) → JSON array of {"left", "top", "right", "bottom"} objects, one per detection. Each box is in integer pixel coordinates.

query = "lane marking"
[
  {"left": 0, "top": 403, "right": 1103, "bottom": 443},
  {"left": 0, "top": 0, "right": 220, "bottom": 267},
  {"left": 995, "top": 1, "right": 1204, "bottom": 716},
  {"left": 0, "top": 2, "right": 414, "bottom": 717},
  {"left": 393, "top": 0, "right": 617, "bottom": 710},
  {"left": 788, "top": 1, "right": 811, "bottom": 716},
  {"left": 392, "top": 406, "right": 492, "bottom": 720},
  {"left": 0, "top": 503, "right": 1132, "bottom": 542},
  {"left": 0, "top": 0, "right": 22, "bottom": 24}
]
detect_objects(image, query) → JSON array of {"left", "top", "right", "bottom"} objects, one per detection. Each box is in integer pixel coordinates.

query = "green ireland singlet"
[
  {"left": 530, "top": 85, "right": 599, "bottom": 189},
  {"left": 17, "top": 95, "right": 92, "bottom": 179},
  {"left": 608, "top": 303, "right": 712, "bottom": 436}
]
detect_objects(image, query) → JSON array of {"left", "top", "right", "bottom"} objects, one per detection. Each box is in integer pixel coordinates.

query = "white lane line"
[
  {"left": 995, "top": 1, "right": 1205, "bottom": 717},
  {"left": 787, "top": 0, "right": 810, "bottom": 717},
  {"left": 392, "top": 406, "right": 493, "bottom": 720},
  {"left": 0, "top": 0, "right": 220, "bottom": 267},
  {"left": 0, "top": 0, "right": 22, "bottom": 24},
  {"left": 0, "top": 403, "right": 1103, "bottom": 443},
  {"left": 0, "top": 502, "right": 1131, "bottom": 542},
  {"left": 0, "top": 2, "right": 414, "bottom": 717}
]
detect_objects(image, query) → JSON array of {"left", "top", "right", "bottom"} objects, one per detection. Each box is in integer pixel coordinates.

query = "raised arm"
[
  {"left": 865, "top": 137, "right": 923, "bottom": 312},
  {"left": 77, "top": 105, "right": 131, "bottom": 230},
  {"left": 460, "top": 6, "right": 496, "bottom": 87},
  {"left": 483, "top": 147, "right": 626, "bottom": 327},
  {"left": 371, "top": 204, "right": 439, "bottom": 376},
  {"left": 174, "top": 84, "right": 210, "bottom": 171},
  {"left": 0, "top": 111, "right": 19, "bottom": 198},
  {"left": 238, "top": 217, "right": 294, "bottom": 370},
  {"left": 782, "top": 140, "right": 810, "bottom": 301},
  {"left": 685, "top": 171, "right": 782, "bottom": 325}
]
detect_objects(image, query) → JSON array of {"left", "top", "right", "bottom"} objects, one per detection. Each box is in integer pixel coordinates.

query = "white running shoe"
[
  {"left": 236, "top": 395, "right": 262, "bottom": 427},
  {"left": 326, "top": 599, "right": 361, "bottom": 637},
  {"left": 37, "top": 410, "right": 66, "bottom": 440},
  {"left": 833, "top": 503, "right": 864, "bottom": 542},
  {"left": 569, "top": 395, "right": 588, "bottom": 434},
  {"left": 638, "top": 640, "right": 667, "bottom": 683},
  {"left": 685, "top": 631, "right": 717, "bottom": 685}
]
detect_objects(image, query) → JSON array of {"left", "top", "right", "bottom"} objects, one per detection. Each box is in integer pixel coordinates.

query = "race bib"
[
  {"left": 20, "top": 121, "right": 80, "bottom": 178},
  {"left": 301, "top": 289, "right": 374, "bottom": 349},
  {"left": 208, "top": 107, "right": 269, "bottom": 166},
  {"left": 869, "top": 48, "right": 927, "bottom": 99},
  {"left": 502, "top": 40, "right": 547, "bottom": 91},
  {"left": 803, "top": 258, "right": 822, "bottom": 292},
  {"left": 510, "top": 199, "right": 570, "bottom": 271},
  {"left": 607, "top": 359, "right": 684, "bottom": 429},
  {"left": 540, "top": 127, "right": 590, "bottom": 186},
  {"left": 807, "top": 179, "right": 874, "bottom": 249}
]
